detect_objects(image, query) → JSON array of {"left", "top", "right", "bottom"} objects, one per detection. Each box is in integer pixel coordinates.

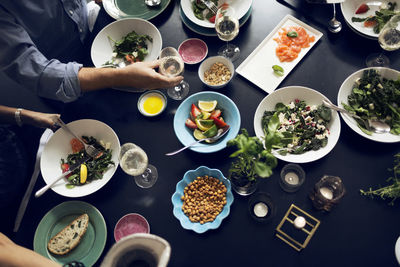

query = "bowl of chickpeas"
[{"left": 171, "top": 166, "right": 234, "bottom": 233}]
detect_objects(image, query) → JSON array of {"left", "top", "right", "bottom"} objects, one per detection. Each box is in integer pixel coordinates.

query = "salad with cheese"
[{"left": 261, "top": 99, "right": 332, "bottom": 155}]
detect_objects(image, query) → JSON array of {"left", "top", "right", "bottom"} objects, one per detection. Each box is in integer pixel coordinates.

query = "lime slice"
[
  {"left": 195, "top": 119, "right": 214, "bottom": 131},
  {"left": 198, "top": 100, "right": 217, "bottom": 112},
  {"left": 193, "top": 129, "right": 206, "bottom": 140},
  {"left": 203, "top": 124, "right": 218, "bottom": 138}
]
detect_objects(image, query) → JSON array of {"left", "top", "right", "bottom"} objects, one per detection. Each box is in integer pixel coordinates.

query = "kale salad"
[
  {"left": 342, "top": 69, "right": 400, "bottom": 136},
  {"left": 261, "top": 99, "right": 332, "bottom": 155}
]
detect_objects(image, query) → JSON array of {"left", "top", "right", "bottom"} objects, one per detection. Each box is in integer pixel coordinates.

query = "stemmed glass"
[
  {"left": 159, "top": 47, "right": 189, "bottom": 100},
  {"left": 366, "top": 14, "right": 400, "bottom": 67},
  {"left": 215, "top": 5, "right": 240, "bottom": 61},
  {"left": 119, "top": 143, "right": 158, "bottom": 188}
]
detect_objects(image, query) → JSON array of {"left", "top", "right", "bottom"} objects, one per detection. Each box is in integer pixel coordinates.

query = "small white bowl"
[
  {"left": 137, "top": 90, "right": 167, "bottom": 117},
  {"left": 198, "top": 56, "right": 235, "bottom": 89}
]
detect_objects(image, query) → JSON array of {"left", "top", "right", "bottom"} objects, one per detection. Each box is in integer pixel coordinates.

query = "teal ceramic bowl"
[
  {"left": 173, "top": 91, "right": 241, "bottom": 153},
  {"left": 171, "top": 166, "right": 234, "bottom": 234}
]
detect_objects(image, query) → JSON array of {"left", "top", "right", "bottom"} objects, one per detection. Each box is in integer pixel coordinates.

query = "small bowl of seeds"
[{"left": 198, "top": 56, "right": 234, "bottom": 89}]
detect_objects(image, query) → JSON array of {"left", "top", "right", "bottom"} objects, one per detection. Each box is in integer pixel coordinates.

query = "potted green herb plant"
[{"left": 227, "top": 128, "right": 278, "bottom": 195}]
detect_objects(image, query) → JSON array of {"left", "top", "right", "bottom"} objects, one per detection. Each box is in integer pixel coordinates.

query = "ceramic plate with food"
[
  {"left": 341, "top": 0, "right": 400, "bottom": 39},
  {"left": 181, "top": 0, "right": 252, "bottom": 28},
  {"left": 34, "top": 201, "right": 107, "bottom": 266},
  {"left": 254, "top": 86, "right": 341, "bottom": 163},
  {"left": 337, "top": 67, "right": 400, "bottom": 143},
  {"left": 40, "top": 119, "right": 120, "bottom": 197}
]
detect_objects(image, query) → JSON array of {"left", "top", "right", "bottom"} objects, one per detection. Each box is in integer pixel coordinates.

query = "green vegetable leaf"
[
  {"left": 287, "top": 31, "right": 298, "bottom": 38},
  {"left": 272, "top": 65, "right": 284, "bottom": 76}
]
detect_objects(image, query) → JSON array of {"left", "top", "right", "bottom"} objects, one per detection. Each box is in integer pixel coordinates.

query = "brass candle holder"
[{"left": 275, "top": 204, "right": 320, "bottom": 251}]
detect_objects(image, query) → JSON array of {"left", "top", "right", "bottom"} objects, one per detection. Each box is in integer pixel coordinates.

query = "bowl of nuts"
[
  {"left": 198, "top": 56, "right": 234, "bottom": 89},
  {"left": 171, "top": 166, "right": 234, "bottom": 233}
]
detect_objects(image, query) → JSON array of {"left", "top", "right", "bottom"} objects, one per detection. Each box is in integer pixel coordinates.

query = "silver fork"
[
  {"left": 200, "top": 0, "right": 218, "bottom": 14},
  {"left": 54, "top": 117, "right": 100, "bottom": 158},
  {"left": 34, "top": 117, "right": 102, "bottom": 198}
]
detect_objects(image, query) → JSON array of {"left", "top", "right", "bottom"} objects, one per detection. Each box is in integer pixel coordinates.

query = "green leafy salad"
[
  {"left": 342, "top": 69, "right": 400, "bottom": 135},
  {"left": 261, "top": 99, "right": 332, "bottom": 155},
  {"left": 104, "top": 31, "right": 153, "bottom": 67},
  {"left": 352, "top": 2, "right": 398, "bottom": 34},
  {"left": 191, "top": 0, "right": 219, "bottom": 22},
  {"left": 61, "top": 136, "right": 114, "bottom": 188}
]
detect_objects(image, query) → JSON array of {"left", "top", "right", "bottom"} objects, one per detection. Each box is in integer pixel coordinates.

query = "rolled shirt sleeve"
[{"left": 0, "top": 3, "right": 86, "bottom": 103}]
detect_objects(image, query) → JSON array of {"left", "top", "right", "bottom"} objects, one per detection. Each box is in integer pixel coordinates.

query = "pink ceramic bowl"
[
  {"left": 178, "top": 38, "right": 208, "bottom": 65},
  {"left": 114, "top": 213, "right": 150, "bottom": 242}
]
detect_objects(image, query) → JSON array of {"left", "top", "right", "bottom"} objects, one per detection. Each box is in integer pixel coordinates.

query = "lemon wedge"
[
  {"left": 195, "top": 119, "right": 214, "bottom": 131},
  {"left": 198, "top": 100, "right": 217, "bottom": 112},
  {"left": 80, "top": 164, "right": 88, "bottom": 184},
  {"left": 201, "top": 111, "right": 211, "bottom": 119}
]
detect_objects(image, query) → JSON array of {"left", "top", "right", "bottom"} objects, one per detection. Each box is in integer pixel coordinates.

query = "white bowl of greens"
[
  {"left": 254, "top": 86, "right": 341, "bottom": 163},
  {"left": 337, "top": 67, "right": 400, "bottom": 143},
  {"left": 91, "top": 18, "right": 162, "bottom": 68}
]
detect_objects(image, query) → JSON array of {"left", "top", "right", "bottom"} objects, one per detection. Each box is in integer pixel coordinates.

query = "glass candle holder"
[
  {"left": 248, "top": 192, "right": 275, "bottom": 223},
  {"left": 309, "top": 175, "right": 346, "bottom": 211},
  {"left": 279, "top": 164, "right": 306, "bottom": 193}
]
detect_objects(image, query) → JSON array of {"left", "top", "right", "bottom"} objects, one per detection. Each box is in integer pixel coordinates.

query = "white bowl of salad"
[
  {"left": 253, "top": 86, "right": 341, "bottom": 163},
  {"left": 91, "top": 18, "right": 162, "bottom": 68},
  {"left": 40, "top": 119, "right": 120, "bottom": 197}
]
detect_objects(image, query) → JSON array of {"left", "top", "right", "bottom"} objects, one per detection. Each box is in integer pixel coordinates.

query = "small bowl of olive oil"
[{"left": 138, "top": 90, "right": 167, "bottom": 117}]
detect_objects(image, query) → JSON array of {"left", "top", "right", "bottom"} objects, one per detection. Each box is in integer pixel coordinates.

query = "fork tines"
[{"left": 202, "top": 0, "right": 218, "bottom": 14}]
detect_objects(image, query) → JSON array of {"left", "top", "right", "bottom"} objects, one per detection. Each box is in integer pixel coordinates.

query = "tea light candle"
[
  {"left": 320, "top": 187, "right": 333, "bottom": 200},
  {"left": 294, "top": 216, "right": 306, "bottom": 229},
  {"left": 253, "top": 202, "right": 269, "bottom": 218},
  {"left": 284, "top": 172, "right": 299, "bottom": 185}
]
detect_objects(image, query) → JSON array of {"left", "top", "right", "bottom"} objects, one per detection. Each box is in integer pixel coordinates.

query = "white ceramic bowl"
[
  {"left": 253, "top": 86, "right": 341, "bottom": 163},
  {"left": 137, "top": 90, "right": 167, "bottom": 117},
  {"left": 198, "top": 56, "right": 235, "bottom": 89},
  {"left": 337, "top": 67, "right": 400, "bottom": 143},
  {"left": 40, "top": 119, "right": 120, "bottom": 197},
  {"left": 91, "top": 18, "right": 162, "bottom": 68}
]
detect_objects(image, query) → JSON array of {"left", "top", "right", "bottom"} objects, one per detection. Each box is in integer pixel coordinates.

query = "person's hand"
[
  {"left": 21, "top": 110, "right": 60, "bottom": 130},
  {"left": 118, "top": 60, "right": 184, "bottom": 90}
]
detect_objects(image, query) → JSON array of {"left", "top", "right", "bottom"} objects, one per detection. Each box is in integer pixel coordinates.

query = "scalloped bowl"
[{"left": 171, "top": 166, "right": 234, "bottom": 234}]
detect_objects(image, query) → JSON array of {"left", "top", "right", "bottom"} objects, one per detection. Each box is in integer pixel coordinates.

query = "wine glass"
[
  {"left": 215, "top": 5, "right": 240, "bottom": 61},
  {"left": 366, "top": 14, "right": 400, "bottom": 67},
  {"left": 159, "top": 47, "right": 189, "bottom": 100},
  {"left": 119, "top": 143, "right": 158, "bottom": 188}
]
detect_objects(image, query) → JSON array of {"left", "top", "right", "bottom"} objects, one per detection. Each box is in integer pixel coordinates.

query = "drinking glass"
[
  {"left": 215, "top": 5, "right": 240, "bottom": 61},
  {"left": 366, "top": 14, "right": 400, "bottom": 67},
  {"left": 159, "top": 47, "right": 189, "bottom": 100},
  {"left": 119, "top": 143, "right": 158, "bottom": 188}
]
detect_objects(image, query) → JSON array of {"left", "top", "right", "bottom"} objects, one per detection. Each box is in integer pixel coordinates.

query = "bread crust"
[{"left": 47, "top": 213, "right": 89, "bottom": 255}]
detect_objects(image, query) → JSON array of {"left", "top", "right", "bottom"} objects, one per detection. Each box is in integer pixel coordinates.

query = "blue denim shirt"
[{"left": 0, "top": 1, "right": 89, "bottom": 103}]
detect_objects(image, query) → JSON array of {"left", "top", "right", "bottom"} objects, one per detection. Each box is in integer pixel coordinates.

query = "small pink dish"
[
  {"left": 114, "top": 213, "right": 150, "bottom": 242},
  {"left": 178, "top": 38, "right": 208, "bottom": 65}
]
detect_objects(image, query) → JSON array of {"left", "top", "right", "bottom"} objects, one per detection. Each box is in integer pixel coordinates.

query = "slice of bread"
[{"left": 47, "top": 213, "right": 89, "bottom": 255}]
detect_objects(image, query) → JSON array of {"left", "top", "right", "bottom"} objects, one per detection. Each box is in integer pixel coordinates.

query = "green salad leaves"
[{"left": 342, "top": 69, "right": 400, "bottom": 135}]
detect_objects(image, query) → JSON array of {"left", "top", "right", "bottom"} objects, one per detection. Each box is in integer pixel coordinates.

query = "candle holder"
[
  {"left": 248, "top": 192, "right": 275, "bottom": 223},
  {"left": 275, "top": 204, "right": 320, "bottom": 251},
  {"left": 309, "top": 175, "right": 345, "bottom": 212},
  {"left": 279, "top": 164, "right": 306, "bottom": 193}
]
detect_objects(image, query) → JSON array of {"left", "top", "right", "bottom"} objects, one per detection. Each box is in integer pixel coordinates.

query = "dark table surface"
[{"left": 2, "top": 1, "right": 400, "bottom": 266}]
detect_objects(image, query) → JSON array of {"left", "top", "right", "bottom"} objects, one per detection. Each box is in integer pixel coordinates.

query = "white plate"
[
  {"left": 337, "top": 67, "right": 400, "bottom": 143},
  {"left": 236, "top": 14, "right": 323, "bottom": 94},
  {"left": 40, "top": 119, "right": 121, "bottom": 197},
  {"left": 341, "top": 0, "right": 400, "bottom": 39},
  {"left": 91, "top": 18, "right": 162, "bottom": 68},
  {"left": 254, "top": 86, "right": 341, "bottom": 163},
  {"left": 181, "top": 0, "right": 252, "bottom": 28},
  {"left": 395, "top": 236, "right": 400, "bottom": 265}
]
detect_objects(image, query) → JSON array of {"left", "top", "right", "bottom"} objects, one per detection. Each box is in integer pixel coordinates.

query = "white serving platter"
[{"left": 236, "top": 14, "right": 323, "bottom": 94}]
